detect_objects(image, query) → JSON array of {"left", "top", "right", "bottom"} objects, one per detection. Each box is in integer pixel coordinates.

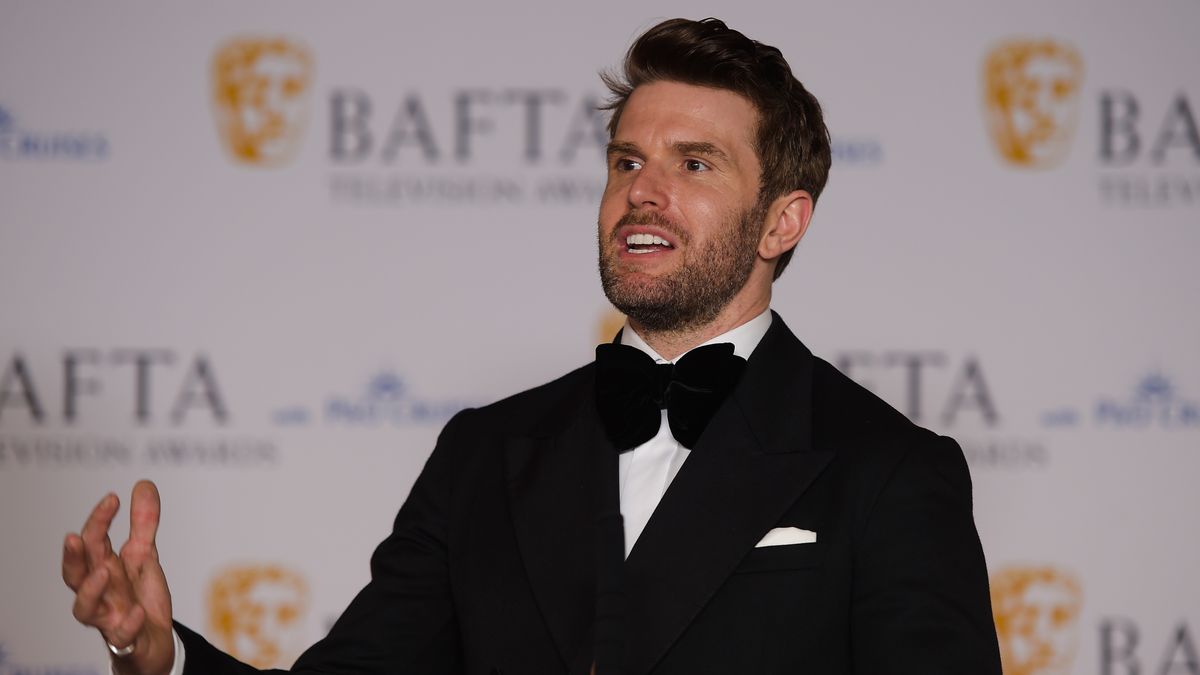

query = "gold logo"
[
  {"left": 208, "top": 564, "right": 310, "bottom": 668},
  {"left": 983, "top": 39, "right": 1084, "bottom": 169},
  {"left": 597, "top": 309, "right": 625, "bottom": 345},
  {"left": 211, "top": 37, "right": 314, "bottom": 167},
  {"left": 991, "top": 565, "right": 1083, "bottom": 675}
]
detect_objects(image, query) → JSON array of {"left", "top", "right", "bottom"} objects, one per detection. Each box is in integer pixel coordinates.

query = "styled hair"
[{"left": 602, "top": 18, "right": 832, "bottom": 279}]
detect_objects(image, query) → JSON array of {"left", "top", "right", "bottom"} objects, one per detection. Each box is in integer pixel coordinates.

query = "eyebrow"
[
  {"left": 673, "top": 141, "right": 731, "bottom": 165},
  {"left": 606, "top": 141, "right": 640, "bottom": 159},
  {"left": 605, "top": 140, "right": 733, "bottom": 165}
]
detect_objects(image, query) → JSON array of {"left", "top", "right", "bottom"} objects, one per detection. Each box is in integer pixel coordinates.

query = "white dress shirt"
[
  {"left": 141, "top": 309, "right": 773, "bottom": 675},
  {"left": 616, "top": 309, "right": 773, "bottom": 558}
]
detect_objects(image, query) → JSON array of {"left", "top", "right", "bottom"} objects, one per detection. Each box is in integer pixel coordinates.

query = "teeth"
[{"left": 625, "top": 233, "right": 672, "bottom": 247}]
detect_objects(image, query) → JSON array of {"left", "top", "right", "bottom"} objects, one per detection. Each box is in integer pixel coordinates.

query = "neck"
[{"left": 629, "top": 292, "right": 770, "bottom": 361}]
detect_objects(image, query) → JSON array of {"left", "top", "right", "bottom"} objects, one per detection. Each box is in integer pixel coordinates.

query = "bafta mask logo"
[
  {"left": 991, "top": 565, "right": 1083, "bottom": 675},
  {"left": 208, "top": 564, "right": 310, "bottom": 668},
  {"left": 597, "top": 309, "right": 625, "bottom": 345},
  {"left": 983, "top": 39, "right": 1084, "bottom": 169},
  {"left": 211, "top": 37, "right": 314, "bottom": 167}
]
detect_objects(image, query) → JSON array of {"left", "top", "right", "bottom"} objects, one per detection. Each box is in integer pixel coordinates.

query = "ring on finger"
[{"left": 107, "top": 641, "right": 135, "bottom": 657}]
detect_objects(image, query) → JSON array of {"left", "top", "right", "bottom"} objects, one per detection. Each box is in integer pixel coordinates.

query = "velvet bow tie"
[{"left": 594, "top": 342, "right": 747, "bottom": 451}]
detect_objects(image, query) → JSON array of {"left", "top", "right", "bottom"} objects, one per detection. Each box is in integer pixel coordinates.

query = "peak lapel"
[
  {"left": 505, "top": 381, "right": 616, "bottom": 673},
  {"left": 622, "top": 315, "right": 834, "bottom": 674}
]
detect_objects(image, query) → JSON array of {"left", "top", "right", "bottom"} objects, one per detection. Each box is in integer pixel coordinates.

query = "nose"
[{"left": 627, "top": 163, "right": 668, "bottom": 210}]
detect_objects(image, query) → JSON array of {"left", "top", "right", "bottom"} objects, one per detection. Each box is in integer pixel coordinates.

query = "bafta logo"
[
  {"left": 211, "top": 37, "right": 314, "bottom": 167},
  {"left": 597, "top": 309, "right": 625, "bottom": 345},
  {"left": 991, "top": 566, "right": 1083, "bottom": 675},
  {"left": 983, "top": 39, "right": 1083, "bottom": 169},
  {"left": 208, "top": 564, "right": 310, "bottom": 668}
]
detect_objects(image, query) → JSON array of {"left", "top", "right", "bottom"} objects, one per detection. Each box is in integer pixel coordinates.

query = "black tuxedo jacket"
[{"left": 177, "top": 315, "right": 1002, "bottom": 674}]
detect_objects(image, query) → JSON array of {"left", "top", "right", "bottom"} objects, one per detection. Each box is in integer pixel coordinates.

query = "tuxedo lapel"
[
  {"left": 505, "top": 379, "right": 615, "bottom": 673},
  {"left": 622, "top": 315, "right": 834, "bottom": 675}
]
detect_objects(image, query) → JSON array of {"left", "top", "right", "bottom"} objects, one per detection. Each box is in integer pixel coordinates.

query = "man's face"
[{"left": 598, "top": 81, "right": 765, "bottom": 333}]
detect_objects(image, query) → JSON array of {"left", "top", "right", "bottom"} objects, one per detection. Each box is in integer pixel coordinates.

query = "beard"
[{"left": 598, "top": 202, "right": 764, "bottom": 334}]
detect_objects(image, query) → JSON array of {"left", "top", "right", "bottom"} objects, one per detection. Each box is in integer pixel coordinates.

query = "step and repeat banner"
[{"left": 2, "top": 2, "right": 1197, "bottom": 674}]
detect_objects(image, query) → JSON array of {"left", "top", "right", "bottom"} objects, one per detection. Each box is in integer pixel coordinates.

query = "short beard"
[{"left": 598, "top": 202, "right": 764, "bottom": 334}]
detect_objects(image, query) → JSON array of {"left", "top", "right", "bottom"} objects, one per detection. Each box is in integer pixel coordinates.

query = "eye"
[
  {"left": 613, "top": 157, "right": 642, "bottom": 172},
  {"left": 684, "top": 159, "right": 709, "bottom": 172}
]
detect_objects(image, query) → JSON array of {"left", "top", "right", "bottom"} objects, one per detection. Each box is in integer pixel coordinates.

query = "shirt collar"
[{"left": 619, "top": 309, "right": 773, "bottom": 364}]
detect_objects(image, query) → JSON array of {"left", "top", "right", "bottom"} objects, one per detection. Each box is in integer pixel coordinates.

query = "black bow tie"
[{"left": 595, "top": 342, "right": 747, "bottom": 451}]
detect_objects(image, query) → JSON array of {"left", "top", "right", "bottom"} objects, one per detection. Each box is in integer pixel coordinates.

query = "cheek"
[{"left": 598, "top": 189, "right": 627, "bottom": 230}]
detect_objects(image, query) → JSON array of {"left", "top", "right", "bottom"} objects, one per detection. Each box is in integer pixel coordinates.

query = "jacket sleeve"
[
  {"left": 851, "top": 433, "right": 1003, "bottom": 675},
  {"left": 177, "top": 410, "right": 474, "bottom": 675}
]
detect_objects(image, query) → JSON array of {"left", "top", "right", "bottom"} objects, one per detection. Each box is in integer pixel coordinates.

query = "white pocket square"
[{"left": 755, "top": 527, "right": 817, "bottom": 547}]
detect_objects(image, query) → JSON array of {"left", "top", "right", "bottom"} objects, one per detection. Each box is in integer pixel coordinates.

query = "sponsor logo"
[
  {"left": 211, "top": 37, "right": 314, "bottom": 167},
  {"left": 596, "top": 309, "right": 625, "bottom": 345},
  {"left": 1042, "top": 372, "right": 1200, "bottom": 430},
  {"left": 983, "top": 39, "right": 1084, "bottom": 169},
  {"left": 208, "top": 564, "right": 309, "bottom": 669},
  {"left": 0, "top": 642, "right": 101, "bottom": 675},
  {"left": 831, "top": 137, "right": 884, "bottom": 167},
  {"left": 0, "top": 349, "right": 276, "bottom": 469},
  {"left": 984, "top": 37, "right": 1200, "bottom": 208},
  {"left": 991, "top": 565, "right": 1083, "bottom": 675},
  {"left": 325, "top": 85, "right": 610, "bottom": 207},
  {"left": 1098, "top": 89, "right": 1200, "bottom": 208},
  {"left": 836, "top": 350, "right": 1048, "bottom": 469},
  {"left": 0, "top": 105, "right": 109, "bottom": 161},
  {"left": 1101, "top": 617, "right": 1200, "bottom": 674},
  {"left": 273, "top": 370, "right": 472, "bottom": 427},
  {"left": 210, "top": 35, "right": 881, "bottom": 207},
  {"left": 990, "top": 564, "right": 1200, "bottom": 675}
]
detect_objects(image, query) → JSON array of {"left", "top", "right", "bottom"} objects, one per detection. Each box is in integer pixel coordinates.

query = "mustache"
[{"left": 613, "top": 210, "right": 687, "bottom": 243}]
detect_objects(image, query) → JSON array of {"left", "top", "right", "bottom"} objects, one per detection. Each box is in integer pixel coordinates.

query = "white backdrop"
[{"left": 2, "top": 2, "right": 1198, "bottom": 674}]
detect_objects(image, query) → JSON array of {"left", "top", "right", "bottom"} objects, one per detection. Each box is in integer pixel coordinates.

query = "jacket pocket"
[{"left": 734, "top": 542, "right": 826, "bottom": 573}]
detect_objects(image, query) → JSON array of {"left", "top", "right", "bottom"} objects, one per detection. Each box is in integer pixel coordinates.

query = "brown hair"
[{"left": 602, "top": 18, "right": 831, "bottom": 279}]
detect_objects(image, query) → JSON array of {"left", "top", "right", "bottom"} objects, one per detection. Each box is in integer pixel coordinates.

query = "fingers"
[
  {"left": 72, "top": 565, "right": 110, "bottom": 624},
  {"left": 125, "top": 480, "right": 161, "bottom": 560},
  {"left": 72, "top": 561, "right": 134, "bottom": 621},
  {"left": 107, "top": 603, "right": 146, "bottom": 651},
  {"left": 72, "top": 565, "right": 146, "bottom": 651},
  {"left": 63, "top": 533, "right": 88, "bottom": 590},
  {"left": 80, "top": 492, "right": 119, "bottom": 571}
]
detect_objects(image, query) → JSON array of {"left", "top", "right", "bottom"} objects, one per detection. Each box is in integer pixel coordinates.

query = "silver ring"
[{"left": 107, "top": 641, "right": 135, "bottom": 657}]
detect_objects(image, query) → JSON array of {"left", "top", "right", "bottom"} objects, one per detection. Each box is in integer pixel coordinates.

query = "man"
[{"left": 64, "top": 18, "right": 1002, "bottom": 675}]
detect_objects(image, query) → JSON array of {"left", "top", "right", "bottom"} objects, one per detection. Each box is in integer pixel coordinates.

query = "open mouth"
[{"left": 625, "top": 232, "right": 675, "bottom": 255}]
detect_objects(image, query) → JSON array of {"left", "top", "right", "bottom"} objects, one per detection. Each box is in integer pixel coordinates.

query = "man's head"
[{"left": 597, "top": 18, "right": 831, "bottom": 334}]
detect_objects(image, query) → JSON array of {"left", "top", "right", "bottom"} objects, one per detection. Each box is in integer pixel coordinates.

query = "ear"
[{"left": 758, "top": 190, "right": 814, "bottom": 262}]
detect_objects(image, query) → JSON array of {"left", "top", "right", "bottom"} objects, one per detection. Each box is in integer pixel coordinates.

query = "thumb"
[{"left": 125, "top": 480, "right": 161, "bottom": 560}]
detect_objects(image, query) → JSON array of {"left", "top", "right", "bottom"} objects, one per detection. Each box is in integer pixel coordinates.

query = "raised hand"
[{"left": 63, "top": 480, "right": 176, "bottom": 675}]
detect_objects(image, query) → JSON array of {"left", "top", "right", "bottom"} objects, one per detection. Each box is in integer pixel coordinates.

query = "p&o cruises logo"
[
  {"left": 982, "top": 39, "right": 1084, "bottom": 170},
  {"left": 211, "top": 37, "right": 314, "bottom": 167},
  {"left": 272, "top": 370, "right": 473, "bottom": 428},
  {"left": 1042, "top": 372, "right": 1200, "bottom": 430},
  {"left": 0, "top": 105, "right": 109, "bottom": 162}
]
